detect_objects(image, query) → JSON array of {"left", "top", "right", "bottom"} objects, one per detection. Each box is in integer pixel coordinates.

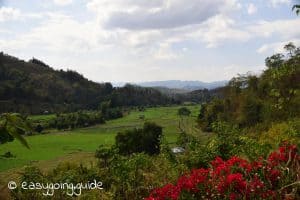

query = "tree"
[
  {"left": 178, "top": 107, "right": 191, "bottom": 117},
  {"left": 284, "top": 42, "right": 296, "bottom": 57},
  {"left": 293, "top": 3, "right": 300, "bottom": 15},
  {"left": 99, "top": 100, "right": 111, "bottom": 115},
  {"left": 265, "top": 54, "right": 284, "bottom": 69},
  {"left": 115, "top": 122, "right": 162, "bottom": 155},
  {"left": 239, "top": 95, "right": 262, "bottom": 126},
  {"left": 0, "top": 113, "right": 30, "bottom": 148}
]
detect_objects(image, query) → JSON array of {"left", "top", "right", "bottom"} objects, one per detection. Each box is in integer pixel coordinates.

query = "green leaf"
[
  {"left": 0, "top": 113, "right": 30, "bottom": 149},
  {"left": 6, "top": 125, "right": 30, "bottom": 149}
]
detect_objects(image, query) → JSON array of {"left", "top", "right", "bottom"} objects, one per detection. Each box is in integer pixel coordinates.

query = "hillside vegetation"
[
  {"left": 199, "top": 43, "right": 300, "bottom": 132},
  {"left": 0, "top": 45, "right": 299, "bottom": 199},
  {"left": 0, "top": 53, "right": 175, "bottom": 114}
]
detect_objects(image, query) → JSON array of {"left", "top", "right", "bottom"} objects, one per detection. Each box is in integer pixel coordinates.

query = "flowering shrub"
[{"left": 146, "top": 143, "right": 299, "bottom": 200}]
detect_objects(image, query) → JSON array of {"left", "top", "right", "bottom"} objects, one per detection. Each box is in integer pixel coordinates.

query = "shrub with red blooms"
[{"left": 145, "top": 143, "right": 299, "bottom": 200}]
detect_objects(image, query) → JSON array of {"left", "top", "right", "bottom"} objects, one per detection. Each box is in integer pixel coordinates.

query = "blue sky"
[{"left": 0, "top": 0, "right": 299, "bottom": 83}]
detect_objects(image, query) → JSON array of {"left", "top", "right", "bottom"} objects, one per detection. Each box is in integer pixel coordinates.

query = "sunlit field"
[{"left": 0, "top": 105, "right": 201, "bottom": 175}]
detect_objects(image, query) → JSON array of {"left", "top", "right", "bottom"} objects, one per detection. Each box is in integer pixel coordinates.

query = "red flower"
[
  {"left": 149, "top": 184, "right": 180, "bottom": 200},
  {"left": 145, "top": 144, "right": 299, "bottom": 200},
  {"left": 229, "top": 193, "right": 238, "bottom": 200}
]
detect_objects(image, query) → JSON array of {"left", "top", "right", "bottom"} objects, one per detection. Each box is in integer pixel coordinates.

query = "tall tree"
[{"left": 284, "top": 42, "right": 296, "bottom": 57}]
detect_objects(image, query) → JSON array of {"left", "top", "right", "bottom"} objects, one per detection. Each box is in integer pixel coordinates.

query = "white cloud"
[
  {"left": 1, "top": 0, "right": 299, "bottom": 82},
  {"left": 153, "top": 43, "right": 178, "bottom": 60},
  {"left": 270, "top": 0, "right": 290, "bottom": 7},
  {"left": 182, "top": 47, "right": 188, "bottom": 52},
  {"left": 0, "top": 7, "right": 20, "bottom": 22},
  {"left": 53, "top": 0, "right": 73, "bottom": 6},
  {"left": 87, "top": 0, "right": 241, "bottom": 30},
  {"left": 257, "top": 39, "right": 300, "bottom": 54},
  {"left": 2, "top": 5, "right": 300, "bottom": 58},
  {"left": 0, "top": 13, "right": 107, "bottom": 53},
  {"left": 189, "top": 15, "right": 250, "bottom": 47},
  {"left": 248, "top": 18, "right": 300, "bottom": 39},
  {"left": 247, "top": 3, "right": 257, "bottom": 15}
]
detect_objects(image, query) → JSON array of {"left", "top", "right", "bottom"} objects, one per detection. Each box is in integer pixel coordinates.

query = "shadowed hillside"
[{"left": 0, "top": 53, "right": 175, "bottom": 114}]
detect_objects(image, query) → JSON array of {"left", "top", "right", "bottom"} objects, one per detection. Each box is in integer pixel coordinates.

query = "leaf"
[
  {"left": 0, "top": 113, "right": 30, "bottom": 149},
  {"left": 6, "top": 125, "right": 30, "bottom": 149},
  {"left": 293, "top": 5, "right": 300, "bottom": 15}
]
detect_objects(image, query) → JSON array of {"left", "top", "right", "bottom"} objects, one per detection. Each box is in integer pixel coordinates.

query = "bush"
[
  {"left": 11, "top": 164, "right": 102, "bottom": 200},
  {"left": 95, "top": 145, "right": 116, "bottom": 168},
  {"left": 209, "top": 121, "right": 243, "bottom": 160},
  {"left": 94, "top": 149, "right": 188, "bottom": 200},
  {"left": 259, "top": 119, "right": 300, "bottom": 147},
  {"left": 115, "top": 122, "right": 163, "bottom": 155},
  {"left": 99, "top": 101, "right": 123, "bottom": 120},
  {"left": 178, "top": 107, "right": 191, "bottom": 117},
  {"left": 146, "top": 143, "right": 300, "bottom": 200},
  {"left": 49, "top": 111, "right": 105, "bottom": 130},
  {"left": 198, "top": 100, "right": 225, "bottom": 132},
  {"left": 0, "top": 130, "right": 14, "bottom": 144},
  {"left": 104, "top": 108, "right": 123, "bottom": 120},
  {"left": 1, "top": 151, "right": 15, "bottom": 158},
  {"left": 34, "top": 124, "right": 43, "bottom": 133}
]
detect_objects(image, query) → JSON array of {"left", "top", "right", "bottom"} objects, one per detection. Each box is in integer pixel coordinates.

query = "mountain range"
[{"left": 114, "top": 80, "right": 228, "bottom": 91}]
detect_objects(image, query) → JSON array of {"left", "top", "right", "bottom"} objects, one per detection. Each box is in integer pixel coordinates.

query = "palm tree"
[{"left": 0, "top": 113, "right": 30, "bottom": 149}]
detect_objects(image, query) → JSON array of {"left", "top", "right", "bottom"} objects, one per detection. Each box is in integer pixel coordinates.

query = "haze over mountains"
[{"left": 114, "top": 80, "right": 228, "bottom": 91}]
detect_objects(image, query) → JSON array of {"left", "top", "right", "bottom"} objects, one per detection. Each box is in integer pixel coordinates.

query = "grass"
[
  {"left": 0, "top": 105, "right": 201, "bottom": 174},
  {"left": 28, "top": 114, "right": 56, "bottom": 121}
]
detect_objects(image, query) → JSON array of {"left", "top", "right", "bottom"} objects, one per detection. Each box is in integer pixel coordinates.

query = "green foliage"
[
  {"left": 107, "top": 153, "right": 153, "bottom": 199},
  {"left": 11, "top": 164, "right": 102, "bottom": 200},
  {"left": 0, "top": 54, "right": 174, "bottom": 114},
  {"left": 173, "top": 88, "right": 217, "bottom": 103},
  {"left": 14, "top": 148, "right": 189, "bottom": 200},
  {"left": 265, "top": 53, "right": 284, "bottom": 69},
  {"left": 0, "top": 113, "right": 30, "bottom": 148},
  {"left": 34, "top": 124, "right": 43, "bottom": 133},
  {"left": 259, "top": 119, "right": 300, "bottom": 147},
  {"left": 177, "top": 107, "right": 191, "bottom": 116},
  {"left": 95, "top": 145, "right": 116, "bottom": 168},
  {"left": 208, "top": 121, "right": 272, "bottom": 161},
  {"left": 178, "top": 138, "right": 216, "bottom": 169},
  {"left": 110, "top": 84, "right": 174, "bottom": 108},
  {"left": 49, "top": 111, "right": 105, "bottom": 130},
  {"left": 198, "top": 100, "right": 225, "bottom": 131},
  {"left": 0, "top": 105, "right": 199, "bottom": 172},
  {"left": 1, "top": 151, "right": 15, "bottom": 158},
  {"left": 99, "top": 101, "right": 123, "bottom": 120},
  {"left": 238, "top": 94, "right": 262, "bottom": 126},
  {"left": 198, "top": 43, "right": 300, "bottom": 131},
  {"left": 99, "top": 101, "right": 110, "bottom": 115},
  {"left": 209, "top": 121, "right": 243, "bottom": 160},
  {"left": 115, "top": 122, "right": 163, "bottom": 155}
]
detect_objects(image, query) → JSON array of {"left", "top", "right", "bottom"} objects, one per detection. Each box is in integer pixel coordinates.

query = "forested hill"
[
  {"left": 198, "top": 43, "right": 300, "bottom": 131},
  {"left": 0, "top": 53, "right": 174, "bottom": 114}
]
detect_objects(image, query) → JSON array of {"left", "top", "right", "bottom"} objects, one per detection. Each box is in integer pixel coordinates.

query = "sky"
[{"left": 0, "top": 0, "right": 299, "bottom": 83}]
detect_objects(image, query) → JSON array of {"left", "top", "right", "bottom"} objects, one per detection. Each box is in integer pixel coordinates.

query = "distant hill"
[
  {"left": 136, "top": 80, "right": 228, "bottom": 90},
  {"left": 143, "top": 86, "right": 225, "bottom": 104},
  {"left": 0, "top": 53, "right": 174, "bottom": 114},
  {"left": 151, "top": 87, "right": 190, "bottom": 95}
]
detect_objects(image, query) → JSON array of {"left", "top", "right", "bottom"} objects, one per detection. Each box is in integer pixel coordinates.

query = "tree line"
[
  {"left": 198, "top": 43, "right": 300, "bottom": 131},
  {"left": 0, "top": 53, "right": 177, "bottom": 114}
]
